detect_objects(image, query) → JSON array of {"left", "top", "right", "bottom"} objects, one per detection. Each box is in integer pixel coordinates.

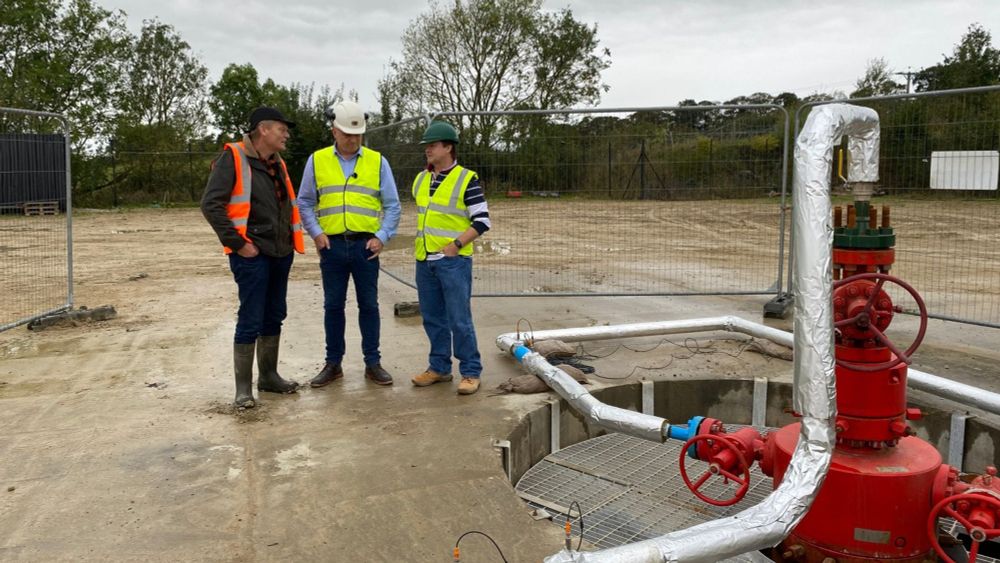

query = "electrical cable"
[
  {"left": 454, "top": 530, "right": 508, "bottom": 562},
  {"left": 514, "top": 318, "right": 535, "bottom": 346},
  {"left": 575, "top": 336, "right": 756, "bottom": 380},
  {"left": 515, "top": 318, "right": 761, "bottom": 381},
  {"left": 568, "top": 500, "right": 585, "bottom": 551}
]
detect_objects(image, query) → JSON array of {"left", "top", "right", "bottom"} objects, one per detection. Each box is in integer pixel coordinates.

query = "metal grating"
[
  {"left": 516, "top": 430, "right": 775, "bottom": 561},
  {"left": 516, "top": 431, "right": 1000, "bottom": 562},
  {"left": 939, "top": 518, "right": 1000, "bottom": 562}
]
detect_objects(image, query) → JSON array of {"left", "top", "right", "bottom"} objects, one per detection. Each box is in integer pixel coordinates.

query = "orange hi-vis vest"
[{"left": 222, "top": 142, "right": 305, "bottom": 255}]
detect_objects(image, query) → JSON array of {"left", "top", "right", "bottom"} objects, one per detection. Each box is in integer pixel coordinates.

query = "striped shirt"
[{"left": 429, "top": 162, "right": 491, "bottom": 235}]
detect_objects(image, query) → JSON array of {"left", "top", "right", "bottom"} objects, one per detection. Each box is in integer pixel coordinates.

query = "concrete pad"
[{"left": 1, "top": 209, "right": 998, "bottom": 561}]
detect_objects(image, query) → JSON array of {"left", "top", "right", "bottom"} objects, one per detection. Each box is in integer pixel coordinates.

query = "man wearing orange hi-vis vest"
[{"left": 201, "top": 107, "right": 305, "bottom": 408}]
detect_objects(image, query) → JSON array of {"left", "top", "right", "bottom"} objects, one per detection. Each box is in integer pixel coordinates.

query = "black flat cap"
[{"left": 247, "top": 106, "right": 296, "bottom": 132}]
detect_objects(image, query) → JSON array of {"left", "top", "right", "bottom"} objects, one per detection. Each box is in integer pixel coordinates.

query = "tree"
[
  {"left": 773, "top": 92, "right": 800, "bottom": 109},
  {"left": 802, "top": 90, "right": 847, "bottom": 103},
  {"left": 118, "top": 19, "right": 208, "bottom": 137},
  {"left": 259, "top": 81, "right": 351, "bottom": 185},
  {"left": 851, "top": 58, "right": 903, "bottom": 98},
  {"left": 916, "top": 23, "right": 1000, "bottom": 91},
  {"left": 209, "top": 63, "right": 266, "bottom": 139},
  {"left": 672, "top": 99, "right": 723, "bottom": 131},
  {"left": 0, "top": 0, "right": 131, "bottom": 140},
  {"left": 206, "top": 62, "right": 359, "bottom": 183},
  {"left": 379, "top": 0, "right": 610, "bottom": 147},
  {"left": 531, "top": 8, "right": 610, "bottom": 109}
]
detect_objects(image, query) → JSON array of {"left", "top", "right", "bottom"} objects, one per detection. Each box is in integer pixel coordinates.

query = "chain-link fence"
[
  {"left": 75, "top": 140, "right": 220, "bottom": 208},
  {"left": 367, "top": 105, "right": 791, "bottom": 297},
  {"left": 0, "top": 107, "right": 72, "bottom": 331},
  {"left": 784, "top": 85, "right": 1000, "bottom": 328},
  {"left": 8, "top": 88, "right": 991, "bottom": 329}
]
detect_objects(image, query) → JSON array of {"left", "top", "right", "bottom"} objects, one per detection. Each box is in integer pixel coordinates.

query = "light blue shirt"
[{"left": 297, "top": 146, "right": 401, "bottom": 244}]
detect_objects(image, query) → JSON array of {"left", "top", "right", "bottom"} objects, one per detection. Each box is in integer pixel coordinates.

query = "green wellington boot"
[
  {"left": 256, "top": 334, "right": 299, "bottom": 394},
  {"left": 234, "top": 342, "right": 256, "bottom": 408}
]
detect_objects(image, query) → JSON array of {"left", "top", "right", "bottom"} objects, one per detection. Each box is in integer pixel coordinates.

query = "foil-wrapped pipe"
[
  {"left": 524, "top": 104, "right": 879, "bottom": 562},
  {"left": 497, "top": 316, "right": 791, "bottom": 348}
]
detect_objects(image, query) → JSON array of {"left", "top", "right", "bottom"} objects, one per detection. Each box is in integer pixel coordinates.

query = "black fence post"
[
  {"left": 187, "top": 142, "right": 195, "bottom": 201},
  {"left": 607, "top": 140, "right": 612, "bottom": 198},
  {"left": 110, "top": 138, "right": 118, "bottom": 208},
  {"left": 639, "top": 139, "right": 647, "bottom": 201}
]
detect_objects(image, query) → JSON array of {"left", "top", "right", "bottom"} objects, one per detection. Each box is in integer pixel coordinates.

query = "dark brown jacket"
[{"left": 200, "top": 135, "right": 294, "bottom": 257}]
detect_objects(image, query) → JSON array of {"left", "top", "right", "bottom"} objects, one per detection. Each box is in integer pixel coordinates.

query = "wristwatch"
[{"left": 452, "top": 239, "right": 464, "bottom": 249}]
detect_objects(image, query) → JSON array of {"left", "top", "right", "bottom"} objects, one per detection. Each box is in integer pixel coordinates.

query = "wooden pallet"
[{"left": 23, "top": 201, "right": 59, "bottom": 216}]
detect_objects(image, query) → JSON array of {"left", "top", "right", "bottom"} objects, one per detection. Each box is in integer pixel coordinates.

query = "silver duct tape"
[
  {"left": 496, "top": 316, "right": 794, "bottom": 356},
  {"left": 552, "top": 416, "right": 836, "bottom": 563},
  {"left": 500, "top": 318, "right": 1000, "bottom": 422},
  {"left": 520, "top": 350, "right": 667, "bottom": 442},
  {"left": 526, "top": 104, "right": 881, "bottom": 562},
  {"left": 846, "top": 117, "right": 880, "bottom": 182},
  {"left": 501, "top": 318, "right": 836, "bottom": 561},
  {"left": 503, "top": 317, "right": 731, "bottom": 344},
  {"left": 727, "top": 317, "right": 793, "bottom": 348},
  {"left": 498, "top": 313, "right": 1000, "bottom": 556},
  {"left": 792, "top": 103, "right": 878, "bottom": 421}
]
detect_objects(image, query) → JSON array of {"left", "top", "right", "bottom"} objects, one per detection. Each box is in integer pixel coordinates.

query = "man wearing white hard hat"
[{"left": 297, "top": 100, "right": 402, "bottom": 387}]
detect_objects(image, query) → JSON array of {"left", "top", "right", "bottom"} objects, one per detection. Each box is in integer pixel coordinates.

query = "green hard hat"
[{"left": 420, "top": 121, "right": 460, "bottom": 144}]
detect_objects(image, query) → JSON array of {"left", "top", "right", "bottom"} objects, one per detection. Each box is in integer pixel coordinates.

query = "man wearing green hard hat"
[{"left": 409, "top": 121, "right": 491, "bottom": 395}]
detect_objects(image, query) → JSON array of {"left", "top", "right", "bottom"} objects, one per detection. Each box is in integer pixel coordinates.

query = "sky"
[{"left": 98, "top": 0, "right": 1000, "bottom": 111}]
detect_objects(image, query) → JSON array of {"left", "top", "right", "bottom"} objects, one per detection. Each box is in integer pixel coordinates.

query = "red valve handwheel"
[
  {"left": 833, "top": 272, "right": 928, "bottom": 373},
  {"left": 927, "top": 493, "right": 1000, "bottom": 563},
  {"left": 679, "top": 434, "right": 751, "bottom": 507}
]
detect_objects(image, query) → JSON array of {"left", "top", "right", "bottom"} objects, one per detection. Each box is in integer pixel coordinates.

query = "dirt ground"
[
  {"left": 1, "top": 204, "right": 999, "bottom": 561},
  {"left": 3, "top": 197, "right": 999, "bottom": 321},
  {"left": 384, "top": 197, "right": 1000, "bottom": 322}
]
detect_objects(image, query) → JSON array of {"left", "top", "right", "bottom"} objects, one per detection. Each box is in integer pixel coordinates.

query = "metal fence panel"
[
  {"left": 0, "top": 108, "right": 73, "bottom": 331},
  {"left": 367, "top": 105, "right": 790, "bottom": 297},
  {"left": 75, "top": 140, "right": 220, "bottom": 208},
  {"left": 788, "top": 86, "right": 1000, "bottom": 328}
]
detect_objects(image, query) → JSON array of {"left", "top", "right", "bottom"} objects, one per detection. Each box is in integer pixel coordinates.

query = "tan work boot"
[
  {"left": 457, "top": 377, "right": 481, "bottom": 395},
  {"left": 411, "top": 369, "right": 453, "bottom": 387}
]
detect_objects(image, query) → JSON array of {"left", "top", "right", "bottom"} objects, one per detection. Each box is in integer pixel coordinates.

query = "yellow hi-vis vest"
[
  {"left": 313, "top": 146, "right": 382, "bottom": 234},
  {"left": 412, "top": 165, "right": 475, "bottom": 261}
]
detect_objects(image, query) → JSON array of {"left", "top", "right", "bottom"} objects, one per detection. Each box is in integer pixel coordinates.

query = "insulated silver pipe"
[
  {"left": 497, "top": 318, "right": 1000, "bottom": 419},
  {"left": 908, "top": 369, "right": 1000, "bottom": 415},
  {"left": 517, "top": 104, "right": 881, "bottom": 562},
  {"left": 498, "top": 333, "right": 671, "bottom": 442},
  {"left": 495, "top": 316, "right": 785, "bottom": 442},
  {"left": 499, "top": 316, "right": 791, "bottom": 347}
]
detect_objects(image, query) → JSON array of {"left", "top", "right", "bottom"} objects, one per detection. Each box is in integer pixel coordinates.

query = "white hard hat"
[{"left": 327, "top": 101, "right": 367, "bottom": 135}]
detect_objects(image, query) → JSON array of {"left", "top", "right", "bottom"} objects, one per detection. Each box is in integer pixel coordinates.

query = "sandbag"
[
  {"left": 531, "top": 339, "right": 575, "bottom": 358},
  {"left": 744, "top": 338, "right": 793, "bottom": 361},
  {"left": 494, "top": 364, "right": 589, "bottom": 395}
]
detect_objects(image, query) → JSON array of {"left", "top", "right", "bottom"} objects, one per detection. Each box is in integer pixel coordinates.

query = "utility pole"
[{"left": 894, "top": 67, "right": 917, "bottom": 93}]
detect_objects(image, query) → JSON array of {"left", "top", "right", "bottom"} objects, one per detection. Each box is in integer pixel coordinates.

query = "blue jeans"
[
  {"left": 228, "top": 252, "right": 294, "bottom": 344},
  {"left": 319, "top": 238, "right": 381, "bottom": 365},
  {"left": 415, "top": 257, "right": 481, "bottom": 378}
]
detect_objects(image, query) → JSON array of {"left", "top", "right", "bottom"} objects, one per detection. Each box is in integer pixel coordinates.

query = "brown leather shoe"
[
  {"left": 310, "top": 363, "right": 343, "bottom": 388},
  {"left": 457, "top": 377, "right": 481, "bottom": 395},
  {"left": 364, "top": 363, "right": 393, "bottom": 386},
  {"left": 411, "top": 369, "right": 453, "bottom": 387}
]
